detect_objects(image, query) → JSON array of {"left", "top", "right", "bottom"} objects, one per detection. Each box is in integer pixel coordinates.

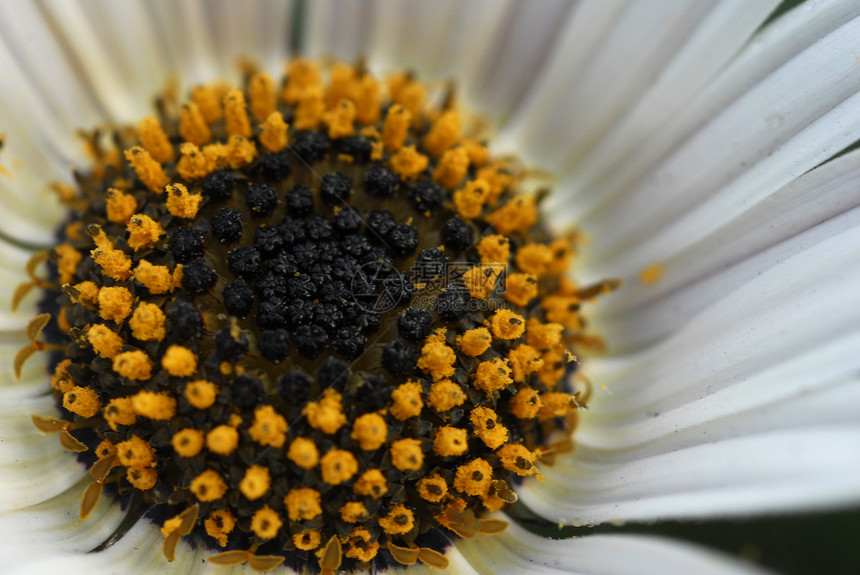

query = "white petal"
[
  {"left": 147, "top": 0, "right": 220, "bottom": 85},
  {"left": 541, "top": 0, "right": 860, "bottom": 222},
  {"left": 305, "top": 0, "right": 375, "bottom": 63},
  {"left": 592, "top": 149, "right": 860, "bottom": 351},
  {"left": 578, "top": 14, "right": 860, "bottom": 264},
  {"left": 498, "top": 0, "right": 716, "bottom": 162},
  {"left": 0, "top": 395, "right": 86, "bottom": 511},
  {"left": 452, "top": 516, "right": 770, "bottom": 574},
  {"left": 205, "top": 0, "right": 294, "bottom": 75}
]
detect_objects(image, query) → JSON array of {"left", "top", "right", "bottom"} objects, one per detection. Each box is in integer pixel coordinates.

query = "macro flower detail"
[
  {"left": 2, "top": 2, "right": 860, "bottom": 575},
  {"left": 16, "top": 58, "right": 605, "bottom": 573}
]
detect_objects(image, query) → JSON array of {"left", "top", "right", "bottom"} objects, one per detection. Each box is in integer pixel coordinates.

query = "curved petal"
[{"left": 451, "top": 517, "right": 772, "bottom": 574}]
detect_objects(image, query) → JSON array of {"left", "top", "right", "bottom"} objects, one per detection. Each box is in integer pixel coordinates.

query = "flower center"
[{"left": 19, "top": 59, "right": 612, "bottom": 573}]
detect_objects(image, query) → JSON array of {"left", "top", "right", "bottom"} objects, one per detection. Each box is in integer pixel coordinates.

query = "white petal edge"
[{"left": 451, "top": 516, "right": 773, "bottom": 575}]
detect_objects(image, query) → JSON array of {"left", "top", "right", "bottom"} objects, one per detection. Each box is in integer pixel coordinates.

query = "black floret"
[
  {"left": 181, "top": 258, "right": 217, "bottom": 294},
  {"left": 227, "top": 246, "right": 261, "bottom": 279},
  {"left": 246, "top": 183, "right": 278, "bottom": 217},
  {"left": 364, "top": 165, "right": 398, "bottom": 198},
  {"left": 258, "top": 329, "right": 291, "bottom": 363},
  {"left": 201, "top": 170, "right": 235, "bottom": 201},
  {"left": 441, "top": 216, "right": 474, "bottom": 251},
  {"left": 210, "top": 208, "right": 244, "bottom": 244},
  {"left": 319, "top": 172, "right": 352, "bottom": 206},
  {"left": 382, "top": 338, "right": 418, "bottom": 375},
  {"left": 285, "top": 184, "right": 314, "bottom": 217},
  {"left": 168, "top": 226, "right": 204, "bottom": 263},
  {"left": 222, "top": 279, "right": 255, "bottom": 318},
  {"left": 398, "top": 308, "right": 433, "bottom": 342}
]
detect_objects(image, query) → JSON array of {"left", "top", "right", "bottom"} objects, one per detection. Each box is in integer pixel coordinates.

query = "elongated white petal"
[
  {"left": 470, "top": 0, "right": 575, "bottom": 121},
  {"left": 452, "top": 517, "right": 771, "bottom": 574},
  {"left": 592, "top": 149, "right": 860, "bottom": 351},
  {"left": 206, "top": 0, "right": 294, "bottom": 75},
  {"left": 580, "top": 15, "right": 860, "bottom": 264},
  {"left": 543, "top": 0, "right": 860, "bottom": 221},
  {"left": 0, "top": 395, "right": 86, "bottom": 511}
]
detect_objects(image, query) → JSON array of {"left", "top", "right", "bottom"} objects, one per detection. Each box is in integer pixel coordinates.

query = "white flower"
[{"left": 1, "top": 1, "right": 859, "bottom": 574}]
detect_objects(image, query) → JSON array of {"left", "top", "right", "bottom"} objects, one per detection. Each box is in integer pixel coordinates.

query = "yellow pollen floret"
[
  {"left": 540, "top": 392, "right": 578, "bottom": 418},
  {"left": 427, "top": 379, "right": 466, "bottom": 412},
  {"left": 132, "top": 391, "right": 176, "bottom": 420},
  {"left": 470, "top": 406, "right": 509, "bottom": 449},
  {"left": 285, "top": 487, "right": 322, "bottom": 521},
  {"left": 417, "top": 334, "right": 457, "bottom": 380},
  {"left": 51, "top": 360, "right": 74, "bottom": 394},
  {"left": 350, "top": 412, "right": 388, "bottom": 451},
  {"left": 137, "top": 116, "right": 175, "bottom": 164},
  {"left": 353, "top": 469, "right": 388, "bottom": 499},
  {"left": 179, "top": 102, "right": 211, "bottom": 146},
  {"left": 304, "top": 389, "right": 347, "bottom": 434},
  {"left": 104, "top": 397, "right": 136, "bottom": 429},
  {"left": 454, "top": 458, "right": 493, "bottom": 497},
  {"left": 515, "top": 243, "right": 552, "bottom": 276},
  {"left": 486, "top": 195, "right": 538, "bottom": 235},
  {"left": 320, "top": 449, "right": 359, "bottom": 485},
  {"left": 112, "top": 350, "right": 152, "bottom": 381},
  {"left": 190, "top": 470, "right": 227, "bottom": 502},
  {"left": 91, "top": 230, "right": 132, "bottom": 281},
  {"left": 417, "top": 474, "right": 448, "bottom": 503},
  {"left": 87, "top": 324, "right": 123, "bottom": 359},
  {"left": 133, "top": 260, "right": 174, "bottom": 295},
  {"left": 223, "top": 88, "right": 251, "bottom": 138},
  {"left": 457, "top": 327, "right": 492, "bottom": 357},
  {"left": 462, "top": 139, "right": 490, "bottom": 166},
  {"left": 434, "top": 146, "right": 470, "bottom": 189},
  {"left": 287, "top": 437, "right": 320, "bottom": 470},
  {"left": 463, "top": 264, "right": 503, "bottom": 300},
  {"left": 505, "top": 273, "right": 539, "bottom": 307},
  {"left": 423, "top": 110, "right": 461, "bottom": 156},
  {"left": 126, "top": 214, "right": 163, "bottom": 251},
  {"left": 340, "top": 501, "right": 369, "bottom": 523},
  {"left": 378, "top": 505, "right": 415, "bottom": 535},
  {"left": 248, "top": 405, "right": 289, "bottom": 448},
  {"left": 116, "top": 435, "right": 155, "bottom": 468},
  {"left": 325, "top": 62, "right": 355, "bottom": 107},
  {"left": 55, "top": 243, "right": 82, "bottom": 284},
  {"left": 510, "top": 387, "right": 542, "bottom": 419},
  {"left": 477, "top": 234, "right": 510, "bottom": 264},
  {"left": 283, "top": 59, "right": 321, "bottom": 104},
  {"left": 490, "top": 309, "right": 526, "bottom": 340},
  {"left": 127, "top": 466, "right": 157, "bottom": 490},
  {"left": 259, "top": 111, "right": 289, "bottom": 152},
  {"left": 191, "top": 84, "right": 223, "bottom": 123},
  {"left": 476, "top": 164, "right": 513, "bottom": 205},
  {"left": 496, "top": 444, "right": 540, "bottom": 477},
  {"left": 525, "top": 319, "right": 564, "bottom": 350},
  {"left": 165, "top": 183, "right": 202, "bottom": 219},
  {"left": 176, "top": 142, "right": 215, "bottom": 181},
  {"left": 206, "top": 425, "right": 239, "bottom": 455},
  {"left": 62, "top": 386, "right": 100, "bottom": 418},
  {"left": 171, "top": 428, "right": 204, "bottom": 458},
  {"left": 389, "top": 381, "right": 424, "bottom": 420},
  {"left": 382, "top": 104, "right": 411, "bottom": 152},
  {"left": 453, "top": 179, "right": 490, "bottom": 220},
  {"left": 249, "top": 71, "right": 277, "bottom": 122},
  {"left": 240, "top": 465, "right": 271, "bottom": 500},
  {"left": 545, "top": 239, "right": 574, "bottom": 276},
  {"left": 323, "top": 99, "right": 356, "bottom": 139},
  {"left": 161, "top": 345, "right": 197, "bottom": 377},
  {"left": 105, "top": 188, "right": 137, "bottom": 224},
  {"left": 222, "top": 135, "right": 258, "bottom": 169},
  {"left": 293, "top": 85, "right": 325, "bottom": 130},
  {"left": 129, "top": 302, "right": 166, "bottom": 342},
  {"left": 354, "top": 75, "right": 381, "bottom": 125},
  {"left": 184, "top": 379, "right": 218, "bottom": 409},
  {"left": 389, "top": 73, "right": 426, "bottom": 119},
  {"left": 343, "top": 527, "right": 379, "bottom": 562},
  {"left": 250, "top": 506, "right": 282, "bottom": 540},
  {"left": 508, "top": 344, "right": 544, "bottom": 382},
  {"left": 390, "top": 145, "right": 428, "bottom": 180},
  {"left": 390, "top": 438, "right": 424, "bottom": 472},
  {"left": 70, "top": 281, "right": 99, "bottom": 309},
  {"left": 433, "top": 425, "right": 469, "bottom": 457},
  {"left": 98, "top": 285, "right": 133, "bottom": 323},
  {"left": 124, "top": 146, "right": 169, "bottom": 193},
  {"left": 473, "top": 357, "right": 513, "bottom": 394},
  {"left": 205, "top": 510, "right": 235, "bottom": 547},
  {"left": 293, "top": 530, "right": 321, "bottom": 551}
]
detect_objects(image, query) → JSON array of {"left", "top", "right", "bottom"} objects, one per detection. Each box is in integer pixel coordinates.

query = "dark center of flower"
[{"left": 19, "top": 59, "right": 614, "bottom": 574}]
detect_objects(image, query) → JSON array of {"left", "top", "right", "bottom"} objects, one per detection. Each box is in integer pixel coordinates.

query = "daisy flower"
[{"left": 1, "top": 1, "right": 859, "bottom": 574}]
